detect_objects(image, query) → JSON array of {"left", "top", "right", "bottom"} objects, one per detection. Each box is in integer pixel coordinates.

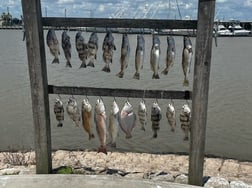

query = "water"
[{"left": 0, "top": 30, "right": 251, "bottom": 161}]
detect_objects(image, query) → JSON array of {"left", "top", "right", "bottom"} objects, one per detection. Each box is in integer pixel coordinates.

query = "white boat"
[
  {"left": 216, "top": 24, "right": 233, "bottom": 36},
  {"left": 228, "top": 24, "right": 251, "bottom": 36}
]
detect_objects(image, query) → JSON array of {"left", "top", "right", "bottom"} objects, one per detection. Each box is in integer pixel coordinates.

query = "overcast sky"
[{"left": 1, "top": 0, "right": 252, "bottom": 21}]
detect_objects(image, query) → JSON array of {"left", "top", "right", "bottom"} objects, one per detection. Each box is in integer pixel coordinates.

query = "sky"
[{"left": 0, "top": 0, "right": 252, "bottom": 21}]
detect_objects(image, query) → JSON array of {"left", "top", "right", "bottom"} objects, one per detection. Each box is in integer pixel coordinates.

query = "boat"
[
  {"left": 228, "top": 24, "right": 251, "bottom": 36},
  {"left": 216, "top": 24, "right": 233, "bottom": 36}
]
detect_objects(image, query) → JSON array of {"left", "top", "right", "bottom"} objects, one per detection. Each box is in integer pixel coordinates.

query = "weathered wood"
[
  {"left": 42, "top": 17, "right": 197, "bottom": 29},
  {"left": 189, "top": 0, "right": 216, "bottom": 186},
  {"left": 21, "top": 0, "right": 52, "bottom": 174},
  {"left": 48, "top": 85, "right": 192, "bottom": 100}
]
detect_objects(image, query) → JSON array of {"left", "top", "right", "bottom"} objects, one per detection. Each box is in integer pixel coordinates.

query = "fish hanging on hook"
[
  {"left": 179, "top": 104, "right": 191, "bottom": 141},
  {"left": 61, "top": 30, "right": 72, "bottom": 68},
  {"left": 133, "top": 34, "right": 145, "bottom": 80},
  {"left": 66, "top": 96, "right": 81, "bottom": 127},
  {"left": 81, "top": 98, "right": 95, "bottom": 140},
  {"left": 75, "top": 31, "right": 89, "bottom": 68},
  {"left": 137, "top": 99, "right": 147, "bottom": 131},
  {"left": 46, "top": 29, "right": 60, "bottom": 64},
  {"left": 151, "top": 101, "right": 162, "bottom": 138},
  {"left": 182, "top": 36, "right": 193, "bottom": 86},
  {"left": 166, "top": 103, "right": 176, "bottom": 132},
  {"left": 53, "top": 98, "right": 64, "bottom": 127},
  {"left": 150, "top": 35, "right": 161, "bottom": 79},
  {"left": 162, "top": 36, "right": 176, "bottom": 75},
  {"left": 108, "top": 99, "right": 120, "bottom": 147},
  {"left": 102, "top": 31, "right": 116, "bottom": 72},
  {"left": 87, "top": 32, "right": 98, "bottom": 67}
]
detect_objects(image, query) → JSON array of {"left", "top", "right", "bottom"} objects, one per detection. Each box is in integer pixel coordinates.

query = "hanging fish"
[
  {"left": 166, "top": 103, "right": 176, "bottom": 132},
  {"left": 116, "top": 33, "right": 130, "bottom": 78},
  {"left": 75, "top": 31, "right": 88, "bottom": 68},
  {"left": 46, "top": 29, "right": 60, "bottom": 64},
  {"left": 120, "top": 100, "right": 136, "bottom": 139},
  {"left": 53, "top": 98, "right": 64, "bottom": 127},
  {"left": 108, "top": 99, "right": 120, "bottom": 147},
  {"left": 87, "top": 32, "right": 98, "bottom": 67},
  {"left": 133, "top": 34, "right": 145, "bottom": 80},
  {"left": 66, "top": 97, "right": 81, "bottom": 127},
  {"left": 137, "top": 99, "right": 147, "bottom": 131},
  {"left": 102, "top": 31, "right": 116, "bottom": 72},
  {"left": 61, "top": 31, "right": 72, "bottom": 68},
  {"left": 150, "top": 35, "right": 161, "bottom": 79},
  {"left": 182, "top": 36, "right": 193, "bottom": 86},
  {"left": 81, "top": 98, "right": 95, "bottom": 140},
  {"left": 151, "top": 101, "right": 162, "bottom": 138},
  {"left": 162, "top": 36, "right": 176, "bottom": 75},
  {"left": 94, "top": 98, "right": 107, "bottom": 154},
  {"left": 179, "top": 104, "right": 191, "bottom": 141}
]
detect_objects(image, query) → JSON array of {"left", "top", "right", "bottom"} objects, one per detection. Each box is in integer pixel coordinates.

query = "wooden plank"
[
  {"left": 188, "top": 0, "right": 216, "bottom": 186},
  {"left": 42, "top": 17, "right": 197, "bottom": 29},
  {"left": 21, "top": 0, "right": 52, "bottom": 174},
  {"left": 48, "top": 85, "right": 192, "bottom": 100}
]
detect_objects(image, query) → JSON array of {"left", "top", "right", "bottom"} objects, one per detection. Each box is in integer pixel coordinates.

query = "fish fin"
[
  {"left": 152, "top": 73, "right": 160, "bottom": 79},
  {"left": 183, "top": 78, "right": 189, "bottom": 86},
  {"left": 116, "top": 71, "right": 124, "bottom": 78},
  {"left": 87, "top": 61, "right": 95, "bottom": 67},
  {"left": 102, "top": 65, "right": 110, "bottom": 72},
  {"left": 133, "top": 72, "right": 140, "bottom": 80},
  {"left": 80, "top": 61, "right": 87, "bottom": 68},
  {"left": 161, "top": 68, "right": 168, "bottom": 75},
  {"left": 57, "top": 123, "right": 63, "bottom": 127},
  {"left": 52, "top": 57, "right": 60, "bottom": 64},
  {"left": 98, "top": 146, "right": 107, "bottom": 154},
  {"left": 89, "top": 133, "right": 95, "bottom": 140},
  {"left": 65, "top": 60, "right": 72, "bottom": 68},
  {"left": 125, "top": 134, "right": 132, "bottom": 139}
]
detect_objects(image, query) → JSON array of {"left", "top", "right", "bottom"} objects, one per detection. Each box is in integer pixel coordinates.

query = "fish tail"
[
  {"left": 98, "top": 146, "right": 107, "bottom": 155},
  {"left": 52, "top": 57, "right": 60, "bottom": 64},
  {"left": 65, "top": 60, "right": 72, "bottom": 68},
  {"left": 152, "top": 73, "right": 160, "bottom": 79},
  {"left": 87, "top": 60, "right": 95, "bottom": 67},
  {"left": 161, "top": 68, "right": 169, "bottom": 75},
  {"left": 153, "top": 132, "right": 158, "bottom": 138},
  {"left": 183, "top": 135, "right": 189, "bottom": 141},
  {"left": 79, "top": 60, "right": 87, "bottom": 68},
  {"left": 88, "top": 133, "right": 95, "bottom": 140},
  {"left": 116, "top": 71, "right": 124, "bottom": 78},
  {"left": 171, "top": 127, "right": 175, "bottom": 132},
  {"left": 125, "top": 134, "right": 132, "bottom": 139},
  {"left": 183, "top": 78, "right": 189, "bottom": 86},
  {"left": 57, "top": 122, "right": 63, "bottom": 127},
  {"left": 102, "top": 64, "right": 110, "bottom": 72},
  {"left": 133, "top": 72, "right": 140, "bottom": 80}
]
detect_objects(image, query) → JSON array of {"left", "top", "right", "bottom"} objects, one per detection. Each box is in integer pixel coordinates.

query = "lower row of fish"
[
  {"left": 47, "top": 29, "right": 193, "bottom": 86},
  {"left": 54, "top": 97, "right": 191, "bottom": 154}
]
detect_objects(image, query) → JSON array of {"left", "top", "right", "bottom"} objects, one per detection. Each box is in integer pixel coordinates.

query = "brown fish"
[
  {"left": 81, "top": 98, "right": 95, "bottom": 140},
  {"left": 94, "top": 98, "right": 107, "bottom": 154}
]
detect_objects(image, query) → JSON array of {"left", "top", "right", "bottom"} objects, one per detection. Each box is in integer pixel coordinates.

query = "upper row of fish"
[
  {"left": 54, "top": 96, "right": 191, "bottom": 154},
  {"left": 46, "top": 30, "right": 193, "bottom": 86}
]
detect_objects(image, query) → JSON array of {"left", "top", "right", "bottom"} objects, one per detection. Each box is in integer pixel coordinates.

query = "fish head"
[
  {"left": 95, "top": 98, "right": 105, "bottom": 114},
  {"left": 122, "top": 101, "right": 133, "bottom": 113},
  {"left": 152, "top": 102, "right": 161, "bottom": 114},
  {"left": 111, "top": 100, "right": 119, "bottom": 115},
  {"left": 167, "top": 103, "right": 175, "bottom": 112},
  {"left": 75, "top": 31, "right": 83, "bottom": 42},
  {"left": 138, "top": 101, "right": 146, "bottom": 111},
  {"left": 184, "top": 36, "right": 192, "bottom": 49},
  {"left": 182, "top": 104, "right": 191, "bottom": 114},
  {"left": 55, "top": 98, "right": 63, "bottom": 106},
  {"left": 82, "top": 99, "right": 92, "bottom": 111},
  {"left": 68, "top": 97, "right": 77, "bottom": 107}
]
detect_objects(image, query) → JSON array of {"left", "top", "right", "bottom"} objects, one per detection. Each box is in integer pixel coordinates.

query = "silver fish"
[
  {"left": 61, "top": 31, "right": 72, "bottom": 68},
  {"left": 151, "top": 101, "right": 162, "bottom": 138},
  {"left": 166, "top": 103, "right": 176, "bottom": 132},
  {"left": 94, "top": 98, "right": 107, "bottom": 154},
  {"left": 53, "top": 98, "right": 64, "bottom": 127},
  {"left": 87, "top": 32, "right": 98, "bottom": 67},
  {"left": 46, "top": 29, "right": 60, "bottom": 64},
  {"left": 120, "top": 101, "right": 136, "bottom": 139},
  {"left": 108, "top": 100, "right": 120, "bottom": 147},
  {"left": 182, "top": 36, "right": 193, "bottom": 86},
  {"left": 81, "top": 98, "right": 95, "bottom": 140},
  {"left": 102, "top": 31, "right": 116, "bottom": 72},
  {"left": 150, "top": 35, "right": 161, "bottom": 79},
  {"left": 66, "top": 97, "right": 81, "bottom": 127},
  {"left": 179, "top": 104, "right": 191, "bottom": 141},
  {"left": 138, "top": 100, "right": 147, "bottom": 131},
  {"left": 75, "top": 31, "right": 88, "bottom": 68},
  {"left": 162, "top": 36, "right": 176, "bottom": 75},
  {"left": 116, "top": 34, "right": 130, "bottom": 78},
  {"left": 133, "top": 34, "right": 145, "bottom": 80}
]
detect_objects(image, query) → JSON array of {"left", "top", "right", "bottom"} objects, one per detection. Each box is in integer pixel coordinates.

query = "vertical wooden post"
[
  {"left": 21, "top": 0, "right": 52, "bottom": 173},
  {"left": 189, "top": 0, "right": 215, "bottom": 185}
]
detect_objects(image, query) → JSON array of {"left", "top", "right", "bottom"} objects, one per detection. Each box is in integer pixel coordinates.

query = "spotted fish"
[
  {"left": 151, "top": 101, "right": 162, "bottom": 138},
  {"left": 61, "top": 31, "right": 72, "bottom": 67},
  {"left": 46, "top": 29, "right": 60, "bottom": 64},
  {"left": 102, "top": 31, "right": 116, "bottom": 72},
  {"left": 179, "top": 104, "right": 191, "bottom": 141},
  {"left": 53, "top": 98, "right": 64, "bottom": 127},
  {"left": 137, "top": 100, "right": 147, "bottom": 131},
  {"left": 87, "top": 32, "right": 98, "bottom": 67},
  {"left": 75, "top": 31, "right": 88, "bottom": 68},
  {"left": 66, "top": 97, "right": 81, "bottom": 127}
]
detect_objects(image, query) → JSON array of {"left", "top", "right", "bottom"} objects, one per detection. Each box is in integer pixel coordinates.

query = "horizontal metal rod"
[
  {"left": 42, "top": 17, "right": 197, "bottom": 29},
  {"left": 48, "top": 85, "right": 191, "bottom": 100}
]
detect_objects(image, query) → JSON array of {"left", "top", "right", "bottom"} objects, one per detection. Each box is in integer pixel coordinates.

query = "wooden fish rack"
[{"left": 21, "top": 0, "right": 215, "bottom": 186}]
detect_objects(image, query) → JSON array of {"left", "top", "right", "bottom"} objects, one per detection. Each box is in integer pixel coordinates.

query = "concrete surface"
[{"left": 0, "top": 175, "right": 201, "bottom": 188}]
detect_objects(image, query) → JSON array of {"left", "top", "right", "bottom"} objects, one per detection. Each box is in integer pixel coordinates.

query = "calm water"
[{"left": 0, "top": 30, "right": 251, "bottom": 160}]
